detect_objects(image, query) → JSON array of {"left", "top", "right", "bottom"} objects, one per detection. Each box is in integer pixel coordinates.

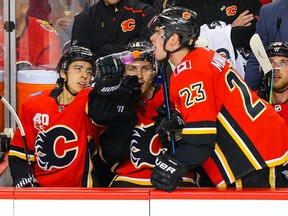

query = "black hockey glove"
[
  {"left": 151, "top": 155, "right": 187, "bottom": 192},
  {"left": 153, "top": 105, "right": 185, "bottom": 150},
  {"left": 88, "top": 75, "right": 140, "bottom": 126},
  {"left": 94, "top": 55, "right": 124, "bottom": 96},
  {"left": 13, "top": 177, "right": 40, "bottom": 188},
  {"left": 118, "top": 75, "right": 141, "bottom": 101}
]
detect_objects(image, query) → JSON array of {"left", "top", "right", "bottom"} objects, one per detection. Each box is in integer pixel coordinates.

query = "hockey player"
[
  {"left": 266, "top": 42, "right": 288, "bottom": 125},
  {"left": 8, "top": 45, "right": 138, "bottom": 187},
  {"left": 148, "top": 7, "right": 288, "bottom": 192},
  {"left": 106, "top": 41, "right": 197, "bottom": 187},
  {"left": 71, "top": 0, "right": 156, "bottom": 58},
  {"left": 0, "top": 0, "right": 61, "bottom": 70}
]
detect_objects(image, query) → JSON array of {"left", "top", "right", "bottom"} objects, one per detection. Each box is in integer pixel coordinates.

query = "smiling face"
[
  {"left": 270, "top": 56, "right": 288, "bottom": 92},
  {"left": 124, "top": 60, "right": 156, "bottom": 98},
  {"left": 60, "top": 60, "right": 93, "bottom": 95}
]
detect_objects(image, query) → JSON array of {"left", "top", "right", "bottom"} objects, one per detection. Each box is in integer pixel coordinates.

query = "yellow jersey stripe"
[
  {"left": 217, "top": 113, "right": 262, "bottom": 170},
  {"left": 182, "top": 127, "right": 216, "bottom": 135},
  {"left": 215, "top": 143, "right": 235, "bottom": 183}
]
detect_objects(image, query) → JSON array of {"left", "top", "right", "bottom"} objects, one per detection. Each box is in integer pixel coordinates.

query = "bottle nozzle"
[{"left": 132, "top": 50, "right": 142, "bottom": 59}]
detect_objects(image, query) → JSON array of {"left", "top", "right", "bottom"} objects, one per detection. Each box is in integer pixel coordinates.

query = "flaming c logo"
[
  {"left": 226, "top": 5, "right": 237, "bottom": 16},
  {"left": 182, "top": 12, "right": 191, "bottom": 20},
  {"left": 121, "top": 19, "right": 135, "bottom": 32}
]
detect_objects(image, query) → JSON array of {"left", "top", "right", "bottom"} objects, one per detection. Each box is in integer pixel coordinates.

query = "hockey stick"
[
  {"left": 0, "top": 95, "right": 36, "bottom": 186},
  {"left": 159, "top": 61, "right": 176, "bottom": 154},
  {"left": 249, "top": 33, "right": 274, "bottom": 104}
]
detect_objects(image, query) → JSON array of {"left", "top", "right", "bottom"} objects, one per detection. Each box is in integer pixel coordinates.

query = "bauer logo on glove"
[{"left": 155, "top": 156, "right": 177, "bottom": 174}]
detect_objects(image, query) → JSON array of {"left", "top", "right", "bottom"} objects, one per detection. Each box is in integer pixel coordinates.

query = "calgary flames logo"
[
  {"left": 131, "top": 123, "right": 163, "bottom": 169},
  {"left": 226, "top": 5, "right": 237, "bottom": 16},
  {"left": 121, "top": 19, "right": 135, "bottom": 32},
  {"left": 35, "top": 126, "right": 78, "bottom": 171},
  {"left": 37, "top": 19, "right": 58, "bottom": 35},
  {"left": 182, "top": 12, "right": 191, "bottom": 20}
]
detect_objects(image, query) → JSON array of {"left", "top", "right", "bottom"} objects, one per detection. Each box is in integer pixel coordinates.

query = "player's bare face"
[
  {"left": 270, "top": 56, "right": 288, "bottom": 92},
  {"left": 150, "top": 27, "right": 167, "bottom": 61},
  {"left": 125, "top": 61, "right": 155, "bottom": 98},
  {"left": 15, "top": 0, "right": 29, "bottom": 21},
  {"left": 66, "top": 61, "right": 93, "bottom": 94}
]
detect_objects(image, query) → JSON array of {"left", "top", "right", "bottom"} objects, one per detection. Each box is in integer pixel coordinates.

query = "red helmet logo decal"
[
  {"left": 121, "top": 19, "right": 135, "bottom": 32},
  {"left": 182, "top": 12, "right": 191, "bottom": 20},
  {"left": 226, "top": 5, "right": 237, "bottom": 16}
]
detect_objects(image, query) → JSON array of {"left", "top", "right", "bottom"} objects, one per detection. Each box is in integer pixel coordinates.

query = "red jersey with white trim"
[
  {"left": 112, "top": 86, "right": 195, "bottom": 186},
  {"left": 9, "top": 88, "right": 104, "bottom": 187},
  {"left": 273, "top": 101, "right": 288, "bottom": 126},
  {"left": 0, "top": 16, "right": 60, "bottom": 68},
  {"left": 170, "top": 47, "right": 288, "bottom": 188}
]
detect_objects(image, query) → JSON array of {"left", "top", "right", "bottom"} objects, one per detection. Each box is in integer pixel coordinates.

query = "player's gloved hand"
[
  {"left": 94, "top": 55, "right": 124, "bottom": 95},
  {"left": 153, "top": 105, "right": 185, "bottom": 150},
  {"left": 120, "top": 75, "right": 141, "bottom": 98},
  {"left": 88, "top": 76, "right": 140, "bottom": 125},
  {"left": 151, "top": 155, "right": 187, "bottom": 192},
  {"left": 13, "top": 177, "right": 40, "bottom": 188}
]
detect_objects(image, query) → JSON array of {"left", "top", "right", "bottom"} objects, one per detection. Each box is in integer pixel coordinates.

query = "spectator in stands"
[
  {"left": 27, "top": 0, "right": 51, "bottom": 21},
  {"left": 54, "top": 0, "right": 89, "bottom": 51},
  {"left": 71, "top": 0, "right": 156, "bottom": 58},
  {"left": 245, "top": 0, "right": 288, "bottom": 91},
  {"left": 0, "top": 0, "right": 61, "bottom": 70},
  {"left": 157, "top": 0, "right": 262, "bottom": 49}
]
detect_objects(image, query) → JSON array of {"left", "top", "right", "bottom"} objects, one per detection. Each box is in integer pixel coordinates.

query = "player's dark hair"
[{"left": 56, "top": 45, "right": 96, "bottom": 87}]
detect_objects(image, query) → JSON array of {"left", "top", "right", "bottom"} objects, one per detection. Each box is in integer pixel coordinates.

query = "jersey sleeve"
[
  {"left": 8, "top": 99, "right": 37, "bottom": 181},
  {"left": 36, "top": 22, "right": 61, "bottom": 66}
]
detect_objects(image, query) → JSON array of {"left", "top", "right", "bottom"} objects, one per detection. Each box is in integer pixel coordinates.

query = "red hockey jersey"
[
  {"left": 170, "top": 47, "right": 288, "bottom": 188},
  {"left": 112, "top": 86, "right": 196, "bottom": 186},
  {"left": 9, "top": 88, "right": 104, "bottom": 187},
  {"left": 0, "top": 16, "right": 60, "bottom": 68},
  {"left": 273, "top": 102, "right": 288, "bottom": 126}
]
